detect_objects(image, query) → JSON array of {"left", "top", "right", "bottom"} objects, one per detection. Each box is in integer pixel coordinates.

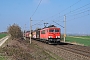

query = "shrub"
[{"left": 8, "top": 23, "right": 23, "bottom": 39}]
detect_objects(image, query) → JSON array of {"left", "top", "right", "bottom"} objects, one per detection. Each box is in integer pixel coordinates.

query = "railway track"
[
  {"left": 32, "top": 39, "right": 90, "bottom": 57},
  {"left": 55, "top": 44, "right": 90, "bottom": 58},
  {"left": 31, "top": 39, "right": 90, "bottom": 60}
]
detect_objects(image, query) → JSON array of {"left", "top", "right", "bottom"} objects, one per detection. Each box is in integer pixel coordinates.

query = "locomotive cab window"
[
  {"left": 55, "top": 30, "right": 59, "bottom": 32},
  {"left": 49, "top": 29, "right": 54, "bottom": 32},
  {"left": 41, "top": 30, "right": 45, "bottom": 34},
  {"left": 49, "top": 29, "right": 60, "bottom": 32}
]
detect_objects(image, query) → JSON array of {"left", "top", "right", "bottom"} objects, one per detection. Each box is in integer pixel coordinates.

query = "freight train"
[
  {"left": 24, "top": 31, "right": 30, "bottom": 38},
  {"left": 24, "top": 25, "right": 61, "bottom": 44}
]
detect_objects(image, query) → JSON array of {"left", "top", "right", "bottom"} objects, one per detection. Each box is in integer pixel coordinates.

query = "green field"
[
  {"left": 66, "top": 36, "right": 90, "bottom": 46},
  {"left": 76, "top": 36, "right": 90, "bottom": 39},
  {"left": 0, "top": 33, "right": 7, "bottom": 60},
  {"left": 0, "top": 34, "right": 7, "bottom": 39},
  {"left": 0, "top": 56, "right": 6, "bottom": 60}
]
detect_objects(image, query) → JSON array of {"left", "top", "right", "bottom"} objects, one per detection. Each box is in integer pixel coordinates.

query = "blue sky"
[{"left": 0, "top": 0, "right": 90, "bottom": 34}]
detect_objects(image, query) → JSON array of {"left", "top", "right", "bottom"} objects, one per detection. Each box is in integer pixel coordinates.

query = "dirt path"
[{"left": 0, "top": 36, "right": 9, "bottom": 46}]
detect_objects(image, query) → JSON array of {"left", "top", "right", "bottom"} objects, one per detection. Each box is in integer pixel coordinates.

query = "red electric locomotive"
[
  {"left": 32, "top": 25, "right": 61, "bottom": 44},
  {"left": 40, "top": 25, "right": 61, "bottom": 43}
]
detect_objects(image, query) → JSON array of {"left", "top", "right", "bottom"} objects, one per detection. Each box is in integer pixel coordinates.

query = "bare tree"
[{"left": 8, "top": 23, "right": 23, "bottom": 39}]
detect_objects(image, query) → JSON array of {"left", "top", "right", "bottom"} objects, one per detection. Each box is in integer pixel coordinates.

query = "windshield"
[
  {"left": 49, "top": 30, "right": 54, "bottom": 32},
  {"left": 49, "top": 29, "right": 59, "bottom": 32},
  {"left": 55, "top": 30, "right": 59, "bottom": 32}
]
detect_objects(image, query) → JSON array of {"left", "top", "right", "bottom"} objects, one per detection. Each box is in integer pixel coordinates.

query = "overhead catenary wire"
[
  {"left": 67, "top": 13, "right": 90, "bottom": 22},
  {"left": 53, "top": 2, "right": 90, "bottom": 22},
  {"left": 30, "top": 0, "right": 42, "bottom": 44},
  {"left": 69, "top": 6, "right": 90, "bottom": 14},
  {"left": 65, "top": 3, "right": 90, "bottom": 22},
  {"left": 31, "top": 0, "right": 42, "bottom": 18},
  {"left": 32, "top": 20, "right": 43, "bottom": 26},
  {"left": 44, "top": 0, "right": 81, "bottom": 20},
  {"left": 64, "top": 3, "right": 90, "bottom": 15},
  {"left": 61, "top": 0, "right": 82, "bottom": 13},
  {"left": 31, "top": 1, "right": 90, "bottom": 25},
  {"left": 30, "top": 0, "right": 42, "bottom": 28},
  {"left": 56, "top": 3, "right": 90, "bottom": 19},
  {"left": 30, "top": 0, "right": 90, "bottom": 22},
  {"left": 53, "top": 21, "right": 64, "bottom": 28},
  {"left": 67, "top": 9, "right": 90, "bottom": 17}
]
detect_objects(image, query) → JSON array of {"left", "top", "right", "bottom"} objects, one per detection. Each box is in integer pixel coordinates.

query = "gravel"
[{"left": 32, "top": 39, "right": 90, "bottom": 60}]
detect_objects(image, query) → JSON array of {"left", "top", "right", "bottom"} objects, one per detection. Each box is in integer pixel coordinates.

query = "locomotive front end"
[{"left": 48, "top": 28, "right": 61, "bottom": 43}]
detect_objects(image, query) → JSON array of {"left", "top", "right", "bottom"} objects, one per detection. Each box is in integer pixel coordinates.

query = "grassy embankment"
[
  {"left": 66, "top": 36, "right": 90, "bottom": 46},
  {"left": 0, "top": 56, "right": 6, "bottom": 60}
]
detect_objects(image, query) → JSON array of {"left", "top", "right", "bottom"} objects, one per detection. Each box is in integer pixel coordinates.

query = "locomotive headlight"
[
  {"left": 49, "top": 36, "right": 50, "bottom": 38},
  {"left": 56, "top": 36, "right": 60, "bottom": 38},
  {"left": 49, "top": 36, "right": 52, "bottom": 38},
  {"left": 58, "top": 36, "right": 60, "bottom": 38}
]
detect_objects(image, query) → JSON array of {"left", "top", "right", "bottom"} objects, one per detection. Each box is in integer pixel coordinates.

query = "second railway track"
[
  {"left": 54, "top": 43, "right": 90, "bottom": 58},
  {"left": 30, "top": 39, "right": 90, "bottom": 60}
]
